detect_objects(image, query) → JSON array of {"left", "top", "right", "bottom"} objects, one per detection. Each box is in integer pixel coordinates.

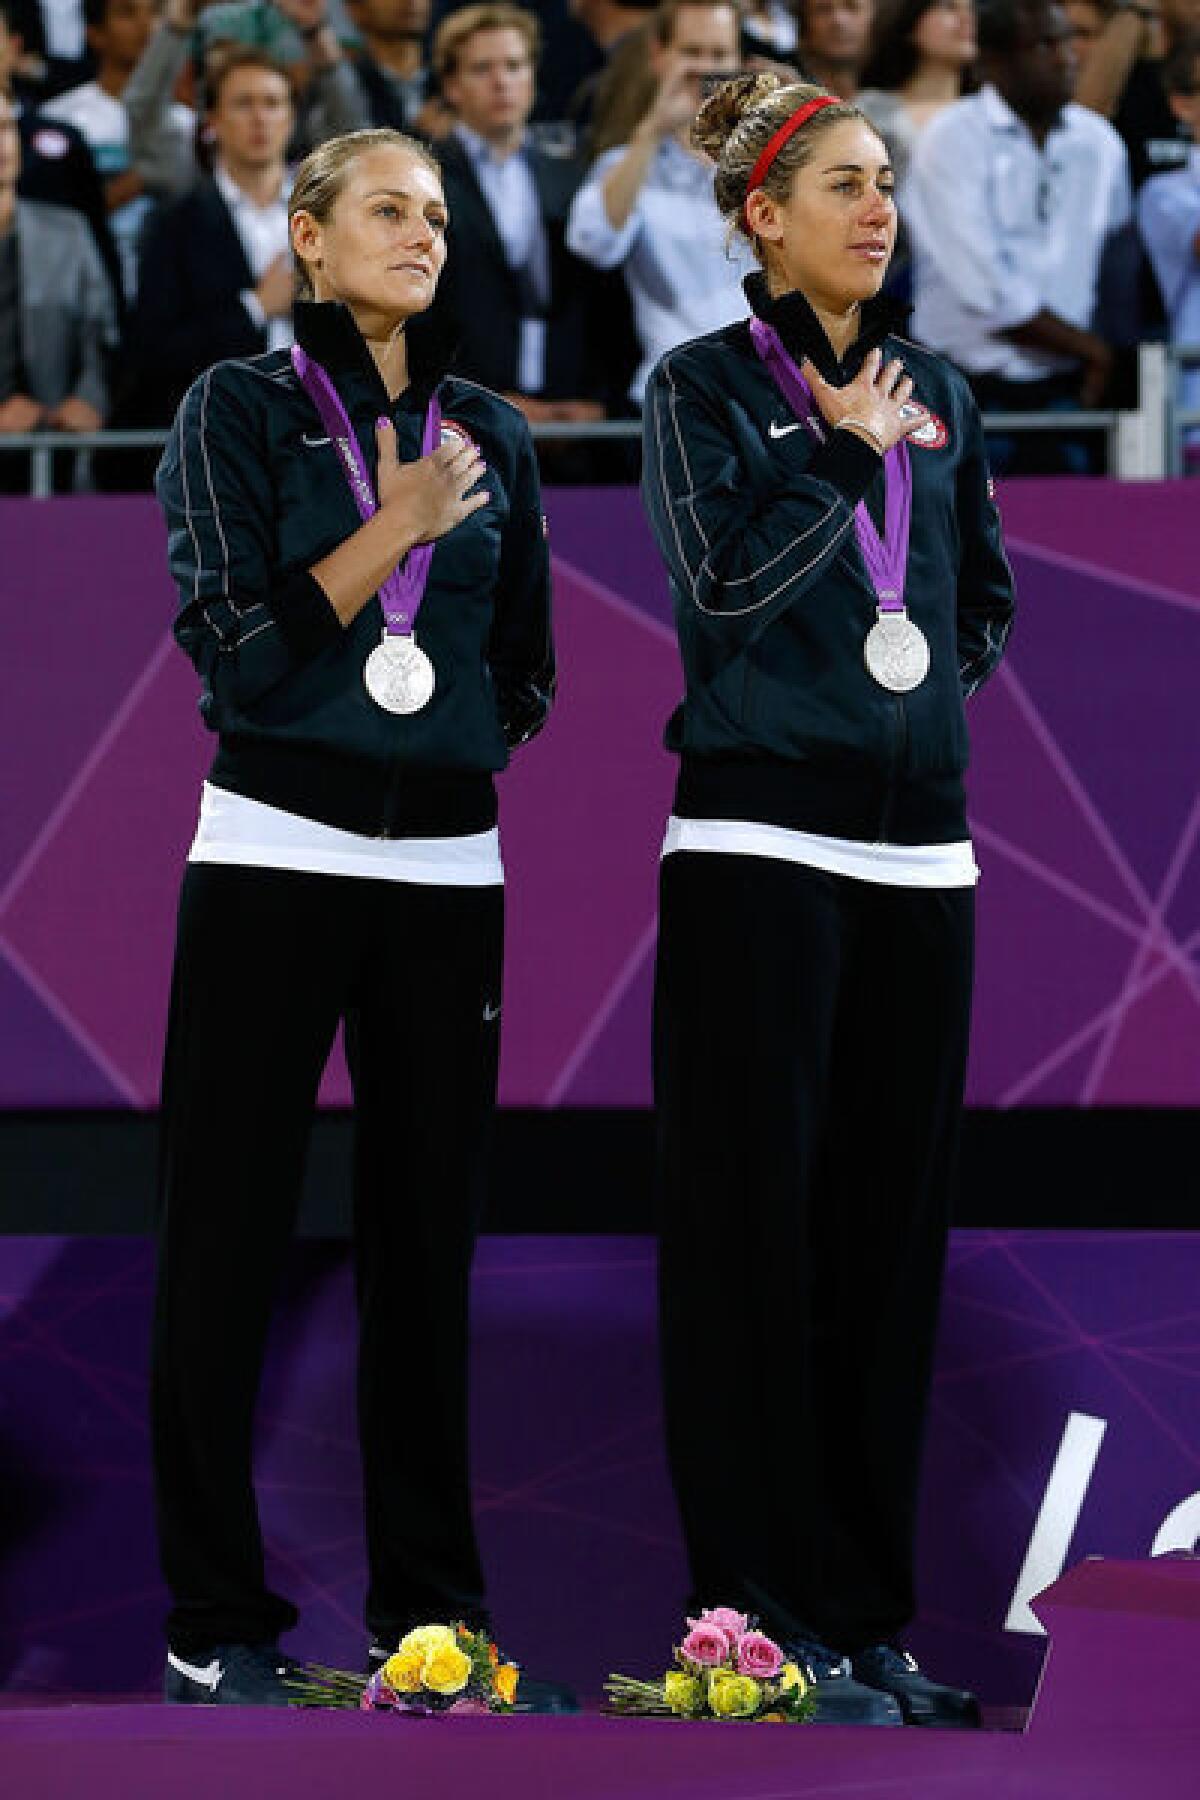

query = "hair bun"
[{"left": 691, "top": 71, "right": 790, "bottom": 163}]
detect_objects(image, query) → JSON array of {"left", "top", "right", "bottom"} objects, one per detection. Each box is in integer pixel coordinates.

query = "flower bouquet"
[
  {"left": 287, "top": 1623, "right": 521, "bottom": 1715},
  {"left": 605, "top": 1607, "right": 815, "bottom": 1723}
]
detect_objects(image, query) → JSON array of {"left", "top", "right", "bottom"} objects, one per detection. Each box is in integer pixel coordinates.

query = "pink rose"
[
  {"left": 694, "top": 1607, "right": 750, "bottom": 1648},
  {"left": 735, "top": 1631, "right": 784, "bottom": 1680},
  {"left": 680, "top": 1623, "right": 731, "bottom": 1667}
]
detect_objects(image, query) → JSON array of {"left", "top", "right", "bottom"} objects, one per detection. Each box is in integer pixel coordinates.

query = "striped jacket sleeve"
[
  {"left": 156, "top": 365, "right": 342, "bottom": 716},
  {"left": 641, "top": 350, "right": 882, "bottom": 647},
  {"left": 954, "top": 389, "right": 1015, "bottom": 699}
]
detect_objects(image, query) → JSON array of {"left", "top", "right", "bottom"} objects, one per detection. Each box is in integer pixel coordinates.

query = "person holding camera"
[{"left": 566, "top": 0, "right": 752, "bottom": 405}]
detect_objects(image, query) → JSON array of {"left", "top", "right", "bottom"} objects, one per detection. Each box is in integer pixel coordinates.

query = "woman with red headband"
[{"left": 642, "top": 76, "right": 1015, "bottom": 1727}]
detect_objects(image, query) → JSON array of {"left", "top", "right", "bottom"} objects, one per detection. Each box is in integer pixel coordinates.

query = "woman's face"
[
  {"left": 751, "top": 119, "right": 897, "bottom": 310},
  {"left": 912, "top": 0, "right": 977, "bottom": 67},
  {"left": 295, "top": 145, "right": 449, "bottom": 327}
]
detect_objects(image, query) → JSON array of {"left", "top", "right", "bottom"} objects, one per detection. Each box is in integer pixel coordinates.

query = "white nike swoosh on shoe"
[
  {"left": 168, "top": 1651, "right": 223, "bottom": 1689},
  {"left": 768, "top": 421, "right": 803, "bottom": 439},
  {"left": 302, "top": 433, "right": 331, "bottom": 448},
  {"left": 483, "top": 1001, "right": 501, "bottom": 1022}
]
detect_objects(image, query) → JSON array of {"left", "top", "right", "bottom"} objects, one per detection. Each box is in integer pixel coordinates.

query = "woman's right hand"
[
  {"left": 802, "top": 350, "right": 930, "bottom": 455},
  {"left": 376, "top": 419, "right": 490, "bottom": 545}
]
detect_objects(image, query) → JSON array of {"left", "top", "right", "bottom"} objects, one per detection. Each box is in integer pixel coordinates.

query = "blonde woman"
[{"left": 151, "top": 128, "right": 562, "bottom": 1707}]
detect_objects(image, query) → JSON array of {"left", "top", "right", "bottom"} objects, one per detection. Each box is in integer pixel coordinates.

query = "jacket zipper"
[
  {"left": 379, "top": 751, "right": 405, "bottom": 838},
  {"left": 877, "top": 696, "right": 907, "bottom": 843}
]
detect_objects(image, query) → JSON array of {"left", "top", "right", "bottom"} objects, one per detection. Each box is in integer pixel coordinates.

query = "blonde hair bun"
[{"left": 691, "top": 72, "right": 792, "bottom": 164}]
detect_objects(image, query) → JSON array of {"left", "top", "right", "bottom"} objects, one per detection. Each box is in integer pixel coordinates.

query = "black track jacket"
[
  {"left": 642, "top": 275, "right": 1015, "bottom": 845},
  {"left": 157, "top": 300, "right": 554, "bottom": 840}
]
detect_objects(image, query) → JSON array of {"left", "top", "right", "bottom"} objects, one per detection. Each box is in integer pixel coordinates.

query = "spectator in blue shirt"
[{"left": 1138, "top": 34, "right": 1200, "bottom": 464}]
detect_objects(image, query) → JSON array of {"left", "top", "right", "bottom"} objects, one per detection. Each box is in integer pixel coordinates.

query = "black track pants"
[
  {"left": 654, "top": 850, "right": 974, "bottom": 1653},
  {"left": 151, "top": 861, "right": 503, "bottom": 1657}
]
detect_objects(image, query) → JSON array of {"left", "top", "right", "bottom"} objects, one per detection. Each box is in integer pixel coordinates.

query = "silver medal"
[
  {"left": 363, "top": 633, "right": 436, "bottom": 715},
  {"left": 863, "top": 609, "right": 930, "bottom": 694}
]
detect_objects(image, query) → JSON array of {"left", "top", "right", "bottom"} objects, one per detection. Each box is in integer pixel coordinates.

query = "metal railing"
[
  {"left": 1164, "top": 342, "right": 1200, "bottom": 478},
  {"left": 0, "top": 345, "right": 1178, "bottom": 495}
]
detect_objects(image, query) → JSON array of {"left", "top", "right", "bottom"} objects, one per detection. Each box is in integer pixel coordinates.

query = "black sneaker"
[
  {"left": 784, "top": 1637, "right": 904, "bottom": 1726},
  {"left": 366, "top": 1641, "right": 579, "bottom": 1715},
  {"left": 850, "top": 1644, "right": 981, "bottom": 1728},
  {"left": 164, "top": 1643, "right": 303, "bottom": 1706}
]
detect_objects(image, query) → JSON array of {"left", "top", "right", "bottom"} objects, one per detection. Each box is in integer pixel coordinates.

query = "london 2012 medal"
[
  {"left": 863, "top": 609, "right": 930, "bottom": 694},
  {"left": 364, "top": 634, "right": 436, "bottom": 715}
]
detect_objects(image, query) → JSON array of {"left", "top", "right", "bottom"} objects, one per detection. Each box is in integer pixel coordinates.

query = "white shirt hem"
[
  {"left": 186, "top": 783, "right": 504, "bottom": 887},
  {"left": 661, "top": 815, "right": 979, "bottom": 888}
]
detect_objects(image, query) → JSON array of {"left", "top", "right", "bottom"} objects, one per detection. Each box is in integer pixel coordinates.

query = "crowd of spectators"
[{"left": 2, "top": 0, "right": 1199, "bottom": 487}]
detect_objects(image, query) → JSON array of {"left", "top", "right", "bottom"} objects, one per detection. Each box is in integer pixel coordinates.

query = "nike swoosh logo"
[
  {"left": 167, "top": 1652, "right": 223, "bottom": 1690},
  {"left": 302, "top": 433, "right": 331, "bottom": 448},
  {"left": 768, "top": 421, "right": 804, "bottom": 439},
  {"left": 483, "top": 1002, "right": 501, "bottom": 1022}
]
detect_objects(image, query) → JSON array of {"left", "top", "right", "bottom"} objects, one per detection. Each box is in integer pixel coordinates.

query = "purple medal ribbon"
[
  {"left": 291, "top": 344, "right": 441, "bottom": 639},
  {"left": 748, "top": 317, "right": 912, "bottom": 615}
]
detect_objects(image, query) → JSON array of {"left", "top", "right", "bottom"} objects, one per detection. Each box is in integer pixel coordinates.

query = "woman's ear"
[
  {"left": 291, "top": 208, "right": 323, "bottom": 285},
  {"left": 745, "top": 187, "right": 784, "bottom": 247}
]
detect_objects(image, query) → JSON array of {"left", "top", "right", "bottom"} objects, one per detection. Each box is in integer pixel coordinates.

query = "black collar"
[
  {"left": 292, "top": 298, "right": 457, "bottom": 410},
  {"left": 744, "top": 272, "right": 909, "bottom": 384}
]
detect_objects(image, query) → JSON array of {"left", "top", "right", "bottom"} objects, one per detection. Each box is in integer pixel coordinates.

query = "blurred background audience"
[
  {"left": 432, "top": 2, "right": 619, "bottom": 431},
  {"left": 1138, "top": 32, "right": 1200, "bottom": 458},
  {"left": 0, "top": 0, "right": 1196, "bottom": 486},
  {"left": 857, "top": 0, "right": 978, "bottom": 190},
  {"left": 796, "top": 0, "right": 873, "bottom": 93},
  {"left": 908, "top": 0, "right": 1131, "bottom": 470},
  {"left": 0, "top": 88, "right": 117, "bottom": 486},
  {"left": 566, "top": 0, "right": 750, "bottom": 406}
]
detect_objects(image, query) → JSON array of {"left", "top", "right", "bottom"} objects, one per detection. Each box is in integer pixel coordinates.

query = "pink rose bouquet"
[{"left": 606, "top": 1606, "right": 814, "bottom": 1724}]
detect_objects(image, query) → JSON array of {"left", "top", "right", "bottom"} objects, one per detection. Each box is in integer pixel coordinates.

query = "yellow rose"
[
  {"left": 398, "top": 1625, "right": 457, "bottom": 1658},
  {"left": 381, "top": 1649, "right": 425, "bottom": 1693},
  {"left": 778, "top": 1662, "right": 808, "bottom": 1696},
  {"left": 663, "top": 1670, "right": 703, "bottom": 1716},
  {"left": 494, "top": 1663, "right": 520, "bottom": 1706},
  {"left": 707, "top": 1671, "right": 760, "bottom": 1718},
  {"left": 422, "top": 1644, "right": 473, "bottom": 1695}
]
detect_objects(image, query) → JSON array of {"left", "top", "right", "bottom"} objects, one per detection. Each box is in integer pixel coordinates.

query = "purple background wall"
[
  {"left": 1, "top": 1231, "right": 1198, "bottom": 1706},
  {"left": 1, "top": 480, "right": 1197, "bottom": 1110}
]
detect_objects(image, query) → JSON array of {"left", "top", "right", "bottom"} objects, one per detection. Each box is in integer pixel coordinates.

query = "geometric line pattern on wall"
[{"left": 0, "top": 489, "right": 1196, "bottom": 1108}]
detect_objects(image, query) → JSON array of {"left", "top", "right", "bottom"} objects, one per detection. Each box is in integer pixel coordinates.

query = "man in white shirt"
[
  {"left": 44, "top": 0, "right": 193, "bottom": 299},
  {"left": 125, "top": 47, "right": 293, "bottom": 421},
  {"left": 1138, "top": 35, "right": 1200, "bottom": 465},
  {"left": 908, "top": 0, "right": 1132, "bottom": 469},
  {"left": 566, "top": 0, "right": 752, "bottom": 406}
]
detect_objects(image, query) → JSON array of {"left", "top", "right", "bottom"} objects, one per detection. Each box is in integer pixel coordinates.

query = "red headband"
[{"left": 742, "top": 95, "right": 841, "bottom": 228}]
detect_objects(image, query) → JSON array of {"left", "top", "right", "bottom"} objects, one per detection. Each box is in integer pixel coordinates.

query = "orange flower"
[
  {"left": 494, "top": 1663, "right": 520, "bottom": 1706},
  {"left": 489, "top": 1644, "right": 500, "bottom": 1667}
]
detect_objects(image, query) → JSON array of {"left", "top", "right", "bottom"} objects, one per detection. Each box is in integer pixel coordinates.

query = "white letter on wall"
[
  {"left": 1151, "top": 1494, "right": 1200, "bottom": 1556},
  {"left": 1004, "top": 1411, "right": 1108, "bottom": 1636}
]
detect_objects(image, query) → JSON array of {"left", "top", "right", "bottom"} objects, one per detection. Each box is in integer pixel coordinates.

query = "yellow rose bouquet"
[
  {"left": 605, "top": 1607, "right": 815, "bottom": 1724},
  {"left": 287, "top": 1623, "right": 521, "bottom": 1716}
]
